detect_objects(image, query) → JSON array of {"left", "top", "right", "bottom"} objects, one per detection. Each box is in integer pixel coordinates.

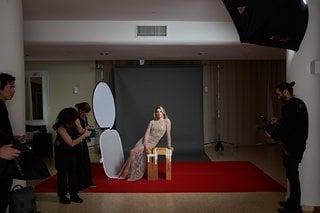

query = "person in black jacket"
[
  {"left": 266, "top": 81, "right": 308, "bottom": 213},
  {"left": 0, "top": 73, "right": 23, "bottom": 213}
]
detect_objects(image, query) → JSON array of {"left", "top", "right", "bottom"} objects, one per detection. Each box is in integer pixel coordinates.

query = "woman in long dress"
[{"left": 117, "top": 105, "right": 174, "bottom": 181}]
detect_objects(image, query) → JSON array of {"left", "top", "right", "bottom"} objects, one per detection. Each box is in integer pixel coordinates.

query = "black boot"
[
  {"left": 59, "top": 196, "right": 70, "bottom": 204},
  {"left": 70, "top": 194, "right": 83, "bottom": 203}
]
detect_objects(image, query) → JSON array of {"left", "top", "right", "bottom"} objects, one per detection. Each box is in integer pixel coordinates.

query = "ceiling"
[{"left": 22, "top": 0, "right": 286, "bottom": 61}]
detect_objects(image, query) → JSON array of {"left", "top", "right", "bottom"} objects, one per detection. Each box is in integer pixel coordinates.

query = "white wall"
[
  {"left": 24, "top": 21, "right": 239, "bottom": 45},
  {"left": 0, "top": 0, "right": 25, "bottom": 136},
  {"left": 25, "top": 61, "right": 97, "bottom": 133}
]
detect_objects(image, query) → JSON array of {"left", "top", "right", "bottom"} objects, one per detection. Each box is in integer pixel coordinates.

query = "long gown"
[{"left": 127, "top": 119, "right": 168, "bottom": 181}]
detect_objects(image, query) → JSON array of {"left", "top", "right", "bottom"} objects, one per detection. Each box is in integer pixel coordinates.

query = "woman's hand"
[
  {"left": 144, "top": 145, "right": 151, "bottom": 154},
  {"left": 168, "top": 146, "right": 174, "bottom": 152},
  {"left": 83, "top": 130, "right": 92, "bottom": 138}
]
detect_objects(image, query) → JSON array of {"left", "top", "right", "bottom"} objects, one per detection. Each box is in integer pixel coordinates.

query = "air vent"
[{"left": 136, "top": 26, "right": 167, "bottom": 36}]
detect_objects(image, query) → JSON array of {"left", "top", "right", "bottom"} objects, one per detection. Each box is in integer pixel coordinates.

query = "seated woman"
[{"left": 117, "top": 105, "right": 174, "bottom": 181}]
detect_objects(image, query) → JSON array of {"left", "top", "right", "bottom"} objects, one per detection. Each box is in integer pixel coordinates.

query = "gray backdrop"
[{"left": 114, "top": 64, "right": 208, "bottom": 161}]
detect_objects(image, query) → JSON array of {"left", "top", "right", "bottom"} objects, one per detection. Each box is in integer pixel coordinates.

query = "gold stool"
[
  {"left": 147, "top": 147, "right": 173, "bottom": 180},
  {"left": 147, "top": 153, "right": 158, "bottom": 180}
]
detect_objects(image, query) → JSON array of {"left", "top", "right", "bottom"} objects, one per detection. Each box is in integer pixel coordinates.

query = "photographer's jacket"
[
  {"left": 0, "top": 100, "right": 14, "bottom": 142},
  {"left": 0, "top": 99, "right": 14, "bottom": 176},
  {"left": 272, "top": 97, "right": 308, "bottom": 155}
]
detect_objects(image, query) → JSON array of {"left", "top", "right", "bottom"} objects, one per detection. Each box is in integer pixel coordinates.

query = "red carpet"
[{"left": 35, "top": 161, "right": 285, "bottom": 193}]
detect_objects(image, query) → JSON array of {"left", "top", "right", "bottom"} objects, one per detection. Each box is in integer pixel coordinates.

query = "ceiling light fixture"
[
  {"left": 100, "top": 52, "right": 109, "bottom": 56},
  {"left": 198, "top": 52, "right": 207, "bottom": 56}
]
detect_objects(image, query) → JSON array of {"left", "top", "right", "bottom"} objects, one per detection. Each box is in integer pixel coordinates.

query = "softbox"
[{"left": 221, "top": 0, "right": 309, "bottom": 51}]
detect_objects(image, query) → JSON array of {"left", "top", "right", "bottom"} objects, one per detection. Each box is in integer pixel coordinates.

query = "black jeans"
[
  {"left": 57, "top": 169, "right": 79, "bottom": 197},
  {"left": 283, "top": 153, "right": 303, "bottom": 209},
  {"left": 55, "top": 142, "right": 79, "bottom": 197},
  {"left": 0, "top": 176, "right": 12, "bottom": 213},
  {"left": 0, "top": 162, "right": 14, "bottom": 213}
]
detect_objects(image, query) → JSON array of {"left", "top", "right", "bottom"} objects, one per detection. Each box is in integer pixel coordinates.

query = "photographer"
[
  {"left": 0, "top": 73, "right": 24, "bottom": 212},
  {"left": 266, "top": 82, "right": 308, "bottom": 213},
  {"left": 53, "top": 107, "right": 91, "bottom": 204}
]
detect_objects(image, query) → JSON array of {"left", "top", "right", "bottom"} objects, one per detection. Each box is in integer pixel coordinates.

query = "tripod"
[{"left": 205, "top": 134, "right": 237, "bottom": 151}]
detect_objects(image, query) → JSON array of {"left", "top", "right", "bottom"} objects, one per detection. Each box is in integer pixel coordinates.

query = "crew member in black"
[
  {"left": 0, "top": 73, "right": 23, "bottom": 213},
  {"left": 53, "top": 107, "right": 91, "bottom": 204},
  {"left": 266, "top": 81, "right": 308, "bottom": 213},
  {"left": 75, "top": 102, "right": 96, "bottom": 191}
]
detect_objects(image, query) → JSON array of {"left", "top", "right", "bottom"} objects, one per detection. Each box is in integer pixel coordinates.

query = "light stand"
[{"left": 205, "top": 64, "right": 237, "bottom": 151}]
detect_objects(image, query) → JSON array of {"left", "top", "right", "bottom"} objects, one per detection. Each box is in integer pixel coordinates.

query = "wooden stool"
[
  {"left": 147, "top": 153, "right": 158, "bottom": 180},
  {"left": 147, "top": 147, "right": 173, "bottom": 180}
]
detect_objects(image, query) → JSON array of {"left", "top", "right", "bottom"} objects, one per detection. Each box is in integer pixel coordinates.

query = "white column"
[
  {"left": 286, "top": 0, "right": 320, "bottom": 207},
  {"left": 0, "top": 0, "right": 25, "bottom": 136}
]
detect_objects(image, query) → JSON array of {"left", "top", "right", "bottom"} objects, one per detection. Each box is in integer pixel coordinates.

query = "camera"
[
  {"left": 12, "top": 140, "right": 32, "bottom": 153},
  {"left": 11, "top": 139, "right": 33, "bottom": 177},
  {"left": 86, "top": 127, "right": 109, "bottom": 140},
  {"left": 257, "top": 115, "right": 280, "bottom": 136},
  {"left": 0, "top": 130, "right": 32, "bottom": 177}
]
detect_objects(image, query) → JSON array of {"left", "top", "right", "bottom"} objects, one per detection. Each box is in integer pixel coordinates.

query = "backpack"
[{"left": 9, "top": 185, "right": 37, "bottom": 213}]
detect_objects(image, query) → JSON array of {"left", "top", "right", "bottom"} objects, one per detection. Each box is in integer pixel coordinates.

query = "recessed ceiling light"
[
  {"left": 198, "top": 52, "right": 207, "bottom": 55},
  {"left": 100, "top": 52, "right": 109, "bottom": 56}
]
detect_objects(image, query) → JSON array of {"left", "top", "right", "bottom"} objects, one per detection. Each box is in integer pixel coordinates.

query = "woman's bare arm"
[{"left": 57, "top": 126, "right": 91, "bottom": 147}]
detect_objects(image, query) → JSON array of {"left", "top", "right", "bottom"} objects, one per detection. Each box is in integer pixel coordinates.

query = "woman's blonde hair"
[{"left": 153, "top": 105, "right": 168, "bottom": 119}]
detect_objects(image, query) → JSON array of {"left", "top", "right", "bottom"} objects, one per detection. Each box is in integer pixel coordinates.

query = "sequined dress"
[{"left": 127, "top": 119, "right": 168, "bottom": 181}]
